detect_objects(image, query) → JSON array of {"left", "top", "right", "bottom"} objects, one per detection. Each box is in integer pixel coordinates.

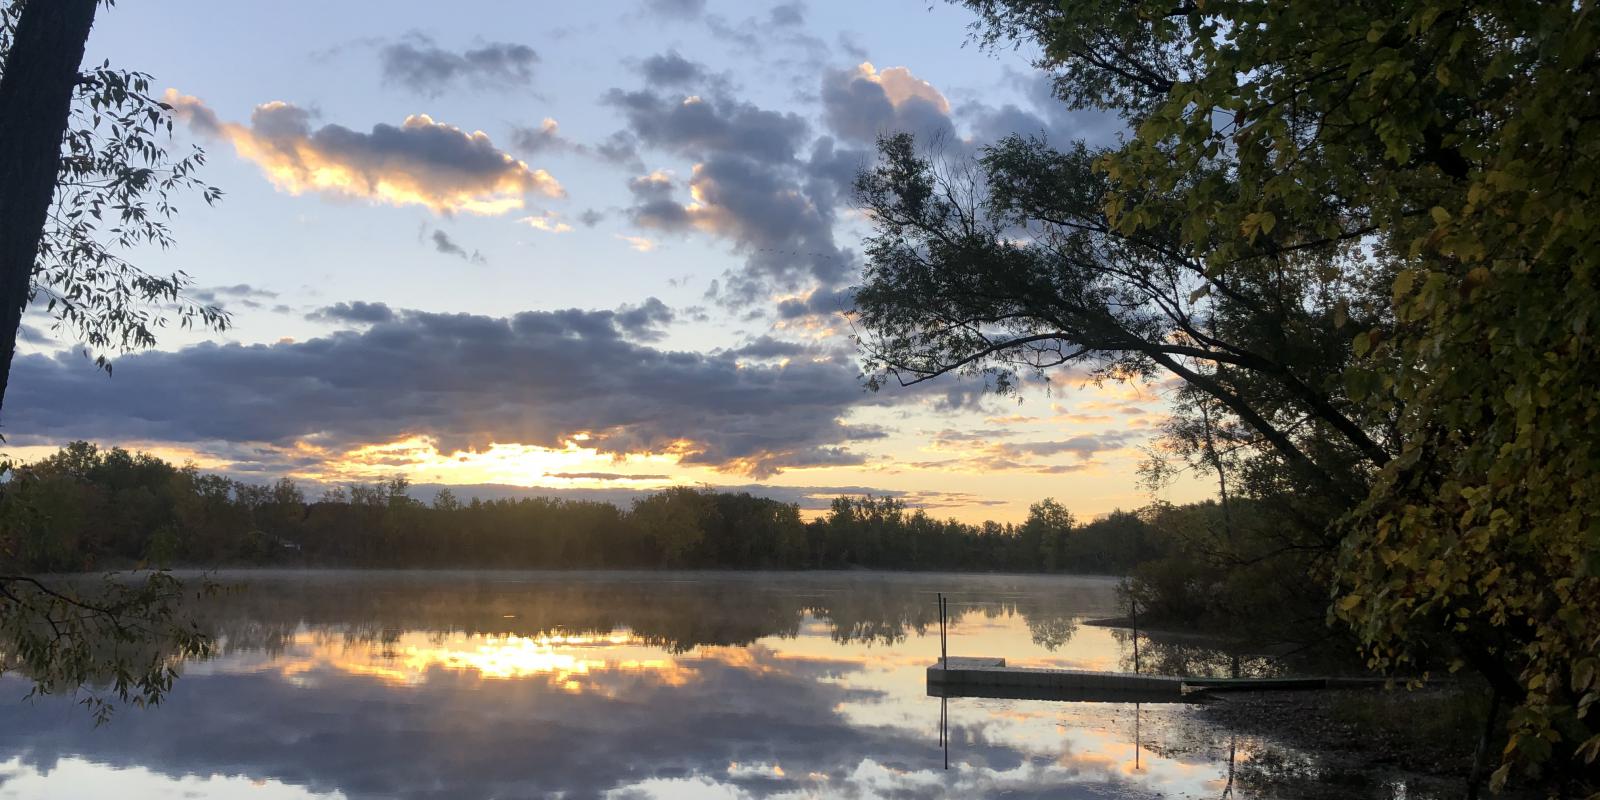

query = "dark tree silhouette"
[
  {"left": 0, "top": 0, "right": 98, "bottom": 416},
  {"left": 0, "top": 0, "right": 225, "bottom": 425}
]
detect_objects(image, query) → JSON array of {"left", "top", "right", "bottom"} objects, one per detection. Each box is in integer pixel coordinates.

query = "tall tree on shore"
[
  {"left": 853, "top": 0, "right": 1598, "bottom": 786},
  {"left": 0, "top": 0, "right": 224, "bottom": 424}
]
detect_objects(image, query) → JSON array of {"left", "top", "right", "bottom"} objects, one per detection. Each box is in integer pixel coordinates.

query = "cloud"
[
  {"left": 604, "top": 89, "right": 810, "bottom": 165},
  {"left": 191, "top": 284, "right": 279, "bottom": 310},
  {"left": 641, "top": 0, "right": 704, "bottom": 18},
  {"left": 961, "top": 71, "right": 1124, "bottom": 148},
  {"left": 998, "top": 431, "right": 1140, "bottom": 460},
  {"left": 508, "top": 117, "right": 580, "bottom": 155},
  {"left": 518, "top": 210, "right": 573, "bottom": 233},
  {"left": 509, "top": 118, "right": 645, "bottom": 172},
  {"left": 900, "top": 427, "right": 1141, "bottom": 476},
  {"left": 603, "top": 83, "right": 868, "bottom": 304},
  {"left": 702, "top": 11, "right": 829, "bottom": 68},
  {"left": 542, "top": 472, "right": 671, "bottom": 481},
  {"left": 638, "top": 51, "right": 706, "bottom": 87},
  {"left": 8, "top": 306, "right": 886, "bottom": 477},
  {"left": 591, "top": 131, "right": 645, "bottom": 170},
  {"left": 427, "top": 229, "right": 486, "bottom": 263},
  {"left": 166, "top": 90, "right": 562, "bottom": 215},
  {"left": 612, "top": 297, "right": 675, "bottom": 341},
  {"left": 379, "top": 35, "right": 539, "bottom": 96},
  {"left": 821, "top": 62, "right": 955, "bottom": 145},
  {"left": 774, "top": 286, "right": 854, "bottom": 320},
  {"left": 724, "top": 335, "right": 813, "bottom": 360},
  {"left": 307, "top": 301, "right": 395, "bottom": 325},
  {"left": 626, "top": 156, "right": 853, "bottom": 298},
  {"left": 616, "top": 234, "right": 656, "bottom": 252},
  {"left": 770, "top": 1, "right": 805, "bottom": 26},
  {"left": 837, "top": 32, "right": 868, "bottom": 61}
]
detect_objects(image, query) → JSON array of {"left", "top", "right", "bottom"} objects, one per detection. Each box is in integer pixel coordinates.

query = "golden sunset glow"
[{"left": 256, "top": 629, "right": 695, "bottom": 692}]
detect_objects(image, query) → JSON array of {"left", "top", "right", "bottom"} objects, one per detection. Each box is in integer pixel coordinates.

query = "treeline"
[{"left": 1, "top": 442, "right": 1175, "bottom": 574}]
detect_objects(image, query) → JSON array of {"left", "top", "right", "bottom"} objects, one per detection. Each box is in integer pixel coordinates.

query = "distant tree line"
[{"left": 1, "top": 442, "right": 1182, "bottom": 574}]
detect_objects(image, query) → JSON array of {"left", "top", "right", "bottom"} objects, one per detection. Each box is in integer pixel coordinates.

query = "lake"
[{"left": 0, "top": 571, "right": 1432, "bottom": 799}]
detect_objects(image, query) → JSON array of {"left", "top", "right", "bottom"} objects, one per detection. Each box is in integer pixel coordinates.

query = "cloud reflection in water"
[{"left": 0, "top": 572, "right": 1315, "bottom": 799}]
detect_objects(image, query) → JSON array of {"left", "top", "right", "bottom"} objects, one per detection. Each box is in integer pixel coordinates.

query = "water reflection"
[{"left": 0, "top": 571, "right": 1444, "bottom": 799}]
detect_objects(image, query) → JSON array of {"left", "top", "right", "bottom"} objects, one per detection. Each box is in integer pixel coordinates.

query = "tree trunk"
[{"left": 0, "top": 0, "right": 100, "bottom": 425}]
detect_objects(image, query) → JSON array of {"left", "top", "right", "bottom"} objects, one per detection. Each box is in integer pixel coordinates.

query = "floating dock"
[
  {"left": 927, "top": 656, "right": 1397, "bottom": 702},
  {"left": 927, "top": 657, "right": 1191, "bottom": 702}
]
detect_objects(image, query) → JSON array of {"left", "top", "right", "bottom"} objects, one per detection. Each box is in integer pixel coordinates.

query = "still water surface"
[{"left": 0, "top": 571, "right": 1406, "bottom": 799}]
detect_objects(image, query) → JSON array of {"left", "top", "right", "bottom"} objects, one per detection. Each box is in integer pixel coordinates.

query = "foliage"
[
  {"left": 847, "top": 0, "right": 1600, "bottom": 786},
  {"left": 0, "top": 0, "right": 225, "bottom": 369},
  {"left": 0, "top": 442, "right": 1183, "bottom": 575},
  {"left": 0, "top": 571, "right": 211, "bottom": 723},
  {"left": 1122, "top": 500, "right": 1344, "bottom": 649}
]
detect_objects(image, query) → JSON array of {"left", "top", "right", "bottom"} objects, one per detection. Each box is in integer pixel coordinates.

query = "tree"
[
  {"left": 852, "top": 0, "right": 1598, "bottom": 786},
  {"left": 0, "top": 0, "right": 225, "bottom": 423},
  {"left": 0, "top": 0, "right": 225, "bottom": 720},
  {"left": 1019, "top": 498, "right": 1074, "bottom": 571},
  {"left": 631, "top": 487, "right": 712, "bottom": 567}
]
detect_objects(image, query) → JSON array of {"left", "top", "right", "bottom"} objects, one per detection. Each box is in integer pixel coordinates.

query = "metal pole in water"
[
  {"left": 1131, "top": 597, "right": 1140, "bottom": 674},
  {"left": 942, "top": 695, "right": 949, "bottom": 770},
  {"left": 937, "top": 592, "right": 947, "bottom": 666}
]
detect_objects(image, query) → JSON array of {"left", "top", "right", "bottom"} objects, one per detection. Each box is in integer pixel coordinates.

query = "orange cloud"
[{"left": 165, "top": 89, "right": 562, "bottom": 215}]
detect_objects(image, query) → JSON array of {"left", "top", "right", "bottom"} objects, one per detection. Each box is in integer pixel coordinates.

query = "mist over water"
[{"left": 0, "top": 571, "right": 1438, "bottom": 799}]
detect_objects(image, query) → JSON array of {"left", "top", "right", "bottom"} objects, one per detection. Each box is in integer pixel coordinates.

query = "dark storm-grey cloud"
[
  {"left": 379, "top": 35, "right": 539, "bottom": 96},
  {"left": 7, "top": 306, "right": 879, "bottom": 477}
]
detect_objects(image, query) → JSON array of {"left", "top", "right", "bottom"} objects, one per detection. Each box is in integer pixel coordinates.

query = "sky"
[{"left": 7, "top": 0, "right": 1212, "bottom": 522}]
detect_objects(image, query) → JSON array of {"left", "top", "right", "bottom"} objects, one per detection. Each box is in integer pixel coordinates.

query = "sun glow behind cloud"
[{"left": 314, "top": 436, "right": 690, "bottom": 488}]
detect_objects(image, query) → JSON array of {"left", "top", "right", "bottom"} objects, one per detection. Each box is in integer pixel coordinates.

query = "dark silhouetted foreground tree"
[
  {"left": 0, "top": 0, "right": 224, "bottom": 719},
  {"left": 0, "top": 0, "right": 225, "bottom": 421}
]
